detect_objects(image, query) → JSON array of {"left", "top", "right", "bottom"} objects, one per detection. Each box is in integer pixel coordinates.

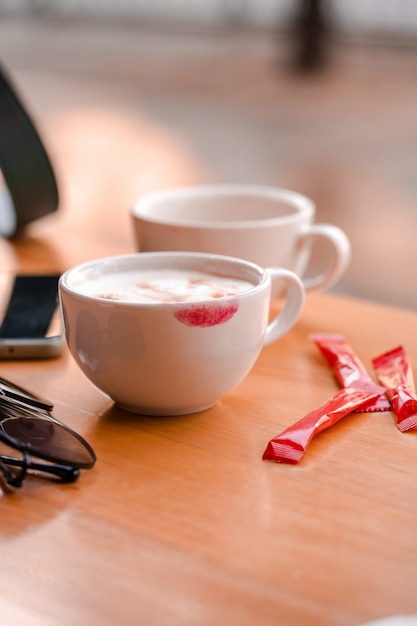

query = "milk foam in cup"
[
  {"left": 131, "top": 184, "right": 351, "bottom": 292},
  {"left": 91, "top": 269, "right": 254, "bottom": 303},
  {"left": 59, "top": 252, "right": 305, "bottom": 416}
]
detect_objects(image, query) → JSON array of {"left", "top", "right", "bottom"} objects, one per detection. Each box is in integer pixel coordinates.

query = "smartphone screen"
[{"left": 0, "top": 273, "right": 64, "bottom": 358}]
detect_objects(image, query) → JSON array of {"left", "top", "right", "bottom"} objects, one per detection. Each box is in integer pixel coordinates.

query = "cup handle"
[
  {"left": 297, "top": 224, "right": 351, "bottom": 291},
  {"left": 263, "top": 268, "right": 305, "bottom": 346}
]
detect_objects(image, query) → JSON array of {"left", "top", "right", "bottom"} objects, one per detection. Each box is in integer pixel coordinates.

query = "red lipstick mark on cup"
[{"left": 174, "top": 303, "right": 239, "bottom": 327}]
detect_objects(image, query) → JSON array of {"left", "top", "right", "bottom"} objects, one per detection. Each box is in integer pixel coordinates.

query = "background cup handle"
[
  {"left": 297, "top": 223, "right": 351, "bottom": 291},
  {"left": 263, "top": 268, "right": 305, "bottom": 346}
]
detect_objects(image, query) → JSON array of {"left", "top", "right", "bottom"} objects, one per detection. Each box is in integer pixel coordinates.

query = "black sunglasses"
[{"left": 0, "top": 377, "right": 96, "bottom": 489}]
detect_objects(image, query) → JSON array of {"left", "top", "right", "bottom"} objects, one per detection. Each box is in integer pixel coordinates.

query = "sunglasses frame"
[{"left": 0, "top": 376, "right": 96, "bottom": 488}]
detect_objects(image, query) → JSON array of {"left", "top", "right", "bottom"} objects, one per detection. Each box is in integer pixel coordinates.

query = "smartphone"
[{"left": 0, "top": 273, "right": 64, "bottom": 359}]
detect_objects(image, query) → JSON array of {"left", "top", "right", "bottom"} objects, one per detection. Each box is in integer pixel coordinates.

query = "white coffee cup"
[
  {"left": 59, "top": 251, "right": 304, "bottom": 416},
  {"left": 131, "top": 184, "right": 351, "bottom": 291}
]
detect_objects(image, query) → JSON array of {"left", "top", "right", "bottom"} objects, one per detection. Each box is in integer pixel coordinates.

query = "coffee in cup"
[{"left": 89, "top": 268, "right": 254, "bottom": 304}]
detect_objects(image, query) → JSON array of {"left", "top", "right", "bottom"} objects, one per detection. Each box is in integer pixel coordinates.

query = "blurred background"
[{"left": 1, "top": 1, "right": 417, "bottom": 309}]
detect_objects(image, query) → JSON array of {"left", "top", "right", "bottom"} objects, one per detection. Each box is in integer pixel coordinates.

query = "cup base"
[{"left": 115, "top": 401, "right": 216, "bottom": 416}]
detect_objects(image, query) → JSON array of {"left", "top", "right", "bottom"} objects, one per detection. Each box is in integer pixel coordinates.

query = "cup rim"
[
  {"left": 59, "top": 251, "right": 269, "bottom": 307},
  {"left": 131, "top": 184, "right": 315, "bottom": 229}
]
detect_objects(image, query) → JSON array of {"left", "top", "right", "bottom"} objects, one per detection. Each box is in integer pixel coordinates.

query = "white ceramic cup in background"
[
  {"left": 131, "top": 184, "right": 351, "bottom": 291},
  {"left": 59, "top": 251, "right": 304, "bottom": 416}
]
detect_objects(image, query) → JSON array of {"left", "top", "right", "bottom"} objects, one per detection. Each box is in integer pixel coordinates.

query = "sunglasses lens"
[{"left": 1, "top": 416, "right": 95, "bottom": 468}]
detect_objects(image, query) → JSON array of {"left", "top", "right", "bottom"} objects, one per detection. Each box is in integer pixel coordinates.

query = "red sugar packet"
[
  {"left": 263, "top": 387, "right": 380, "bottom": 464},
  {"left": 310, "top": 333, "right": 390, "bottom": 412},
  {"left": 372, "top": 346, "right": 417, "bottom": 432}
]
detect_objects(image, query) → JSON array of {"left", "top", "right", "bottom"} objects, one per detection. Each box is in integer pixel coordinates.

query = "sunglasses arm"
[{"left": 0, "top": 454, "right": 80, "bottom": 487}]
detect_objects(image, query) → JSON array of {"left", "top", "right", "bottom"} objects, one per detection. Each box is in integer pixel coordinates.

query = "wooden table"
[{"left": 1, "top": 207, "right": 417, "bottom": 626}]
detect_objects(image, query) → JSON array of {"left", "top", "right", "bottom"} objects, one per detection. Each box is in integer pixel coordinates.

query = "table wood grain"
[{"left": 1, "top": 211, "right": 416, "bottom": 626}]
